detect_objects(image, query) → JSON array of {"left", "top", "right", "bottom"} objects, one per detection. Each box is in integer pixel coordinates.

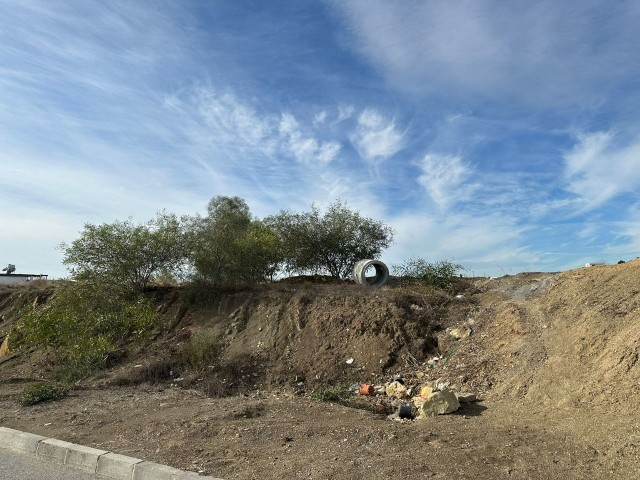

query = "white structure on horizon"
[{"left": 0, "top": 264, "right": 48, "bottom": 285}]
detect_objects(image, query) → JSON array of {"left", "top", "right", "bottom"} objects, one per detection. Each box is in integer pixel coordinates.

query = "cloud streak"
[
  {"left": 351, "top": 109, "right": 404, "bottom": 163},
  {"left": 563, "top": 132, "right": 640, "bottom": 211},
  {"left": 331, "top": 0, "right": 640, "bottom": 107},
  {"left": 418, "top": 154, "right": 473, "bottom": 208}
]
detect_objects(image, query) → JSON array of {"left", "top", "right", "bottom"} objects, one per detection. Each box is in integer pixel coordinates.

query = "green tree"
[
  {"left": 189, "top": 196, "right": 283, "bottom": 285},
  {"left": 61, "top": 211, "right": 188, "bottom": 292},
  {"left": 267, "top": 200, "right": 394, "bottom": 279}
]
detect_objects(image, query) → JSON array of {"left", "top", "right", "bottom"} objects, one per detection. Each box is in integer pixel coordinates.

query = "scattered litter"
[
  {"left": 358, "top": 384, "right": 374, "bottom": 395},
  {"left": 346, "top": 358, "right": 354, "bottom": 365},
  {"left": 455, "top": 294, "right": 464, "bottom": 299},
  {"left": 386, "top": 381, "right": 408, "bottom": 398},
  {"left": 434, "top": 378, "right": 450, "bottom": 391},
  {"left": 427, "top": 356, "right": 440, "bottom": 368},
  {"left": 397, "top": 404, "right": 414, "bottom": 419}
]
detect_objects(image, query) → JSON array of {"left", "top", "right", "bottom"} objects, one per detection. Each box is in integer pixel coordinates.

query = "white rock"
[
  {"left": 447, "top": 326, "right": 471, "bottom": 340},
  {"left": 419, "top": 389, "right": 460, "bottom": 417}
]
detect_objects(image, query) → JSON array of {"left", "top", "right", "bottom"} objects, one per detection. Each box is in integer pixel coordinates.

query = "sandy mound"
[{"left": 434, "top": 260, "right": 640, "bottom": 407}]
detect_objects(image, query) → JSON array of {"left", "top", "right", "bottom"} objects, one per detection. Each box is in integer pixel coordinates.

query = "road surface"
[{"left": 0, "top": 447, "right": 103, "bottom": 480}]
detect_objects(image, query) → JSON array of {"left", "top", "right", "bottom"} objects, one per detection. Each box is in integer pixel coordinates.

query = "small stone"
[
  {"left": 420, "top": 385, "right": 435, "bottom": 398},
  {"left": 419, "top": 390, "right": 460, "bottom": 417},
  {"left": 448, "top": 327, "right": 471, "bottom": 340},
  {"left": 456, "top": 393, "right": 477, "bottom": 403},
  {"left": 412, "top": 396, "right": 427, "bottom": 408},
  {"left": 434, "top": 378, "right": 450, "bottom": 391}
]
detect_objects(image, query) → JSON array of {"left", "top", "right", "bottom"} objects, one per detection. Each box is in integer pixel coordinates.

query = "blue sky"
[{"left": 2, "top": 0, "right": 640, "bottom": 278}]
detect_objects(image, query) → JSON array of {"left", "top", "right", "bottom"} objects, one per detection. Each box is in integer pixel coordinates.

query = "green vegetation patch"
[
  {"left": 13, "top": 282, "right": 160, "bottom": 382},
  {"left": 393, "top": 258, "right": 463, "bottom": 289},
  {"left": 18, "top": 382, "right": 68, "bottom": 406}
]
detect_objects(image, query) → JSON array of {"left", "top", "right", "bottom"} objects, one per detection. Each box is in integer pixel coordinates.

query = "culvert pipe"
[{"left": 353, "top": 259, "right": 390, "bottom": 287}]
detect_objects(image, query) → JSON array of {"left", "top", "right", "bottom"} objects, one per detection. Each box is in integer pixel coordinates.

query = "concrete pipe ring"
[{"left": 353, "top": 259, "right": 390, "bottom": 287}]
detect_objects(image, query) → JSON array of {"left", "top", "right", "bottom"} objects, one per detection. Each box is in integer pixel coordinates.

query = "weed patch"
[
  {"left": 310, "top": 383, "right": 374, "bottom": 411},
  {"left": 178, "top": 329, "right": 224, "bottom": 373},
  {"left": 18, "top": 382, "right": 68, "bottom": 406},
  {"left": 12, "top": 282, "right": 160, "bottom": 382}
]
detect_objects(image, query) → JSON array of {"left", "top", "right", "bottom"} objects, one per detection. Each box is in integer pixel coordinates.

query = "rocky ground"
[{"left": 1, "top": 261, "right": 639, "bottom": 479}]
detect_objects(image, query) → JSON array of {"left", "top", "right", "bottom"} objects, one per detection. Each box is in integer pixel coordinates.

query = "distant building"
[{"left": 0, "top": 264, "right": 47, "bottom": 285}]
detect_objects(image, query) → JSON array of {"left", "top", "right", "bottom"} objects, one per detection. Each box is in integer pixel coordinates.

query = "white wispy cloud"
[
  {"left": 279, "top": 113, "right": 342, "bottom": 165},
  {"left": 563, "top": 132, "right": 640, "bottom": 211},
  {"left": 336, "top": 105, "right": 355, "bottom": 123},
  {"left": 331, "top": 1, "right": 640, "bottom": 107},
  {"left": 386, "top": 210, "right": 543, "bottom": 275},
  {"left": 351, "top": 109, "right": 404, "bottom": 162},
  {"left": 313, "top": 110, "right": 328, "bottom": 125},
  {"left": 417, "top": 154, "right": 473, "bottom": 208}
]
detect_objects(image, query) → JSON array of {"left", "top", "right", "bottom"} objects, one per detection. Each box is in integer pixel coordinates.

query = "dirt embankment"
[
  {"left": 431, "top": 261, "right": 640, "bottom": 408},
  {"left": 1, "top": 262, "right": 640, "bottom": 479},
  {"left": 103, "top": 283, "right": 461, "bottom": 393}
]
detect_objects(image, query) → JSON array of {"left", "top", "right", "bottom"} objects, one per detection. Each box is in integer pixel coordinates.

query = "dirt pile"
[{"left": 430, "top": 260, "right": 640, "bottom": 408}]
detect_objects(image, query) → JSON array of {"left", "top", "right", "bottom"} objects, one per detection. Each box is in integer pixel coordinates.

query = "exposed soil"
[{"left": 1, "top": 262, "right": 640, "bottom": 479}]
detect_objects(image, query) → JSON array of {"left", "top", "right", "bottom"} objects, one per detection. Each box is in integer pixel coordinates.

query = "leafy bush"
[
  {"left": 393, "top": 258, "right": 463, "bottom": 289},
  {"left": 14, "top": 282, "right": 159, "bottom": 381},
  {"left": 310, "top": 383, "right": 353, "bottom": 402},
  {"left": 178, "top": 329, "right": 224, "bottom": 373},
  {"left": 189, "top": 196, "right": 283, "bottom": 285},
  {"left": 61, "top": 212, "right": 189, "bottom": 292},
  {"left": 18, "top": 382, "right": 68, "bottom": 406}
]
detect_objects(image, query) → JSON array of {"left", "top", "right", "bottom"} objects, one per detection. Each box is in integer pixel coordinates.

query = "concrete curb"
[{"left": 0, "top": 427, "right": 223, "bottom": 480}]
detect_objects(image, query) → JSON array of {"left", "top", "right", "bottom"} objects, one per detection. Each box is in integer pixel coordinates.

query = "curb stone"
[{"left": 0, "top": 427, "right": 223, "bottom": 479}]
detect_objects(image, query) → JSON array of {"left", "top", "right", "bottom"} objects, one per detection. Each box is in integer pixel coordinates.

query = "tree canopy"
[
  {"left": 267, "top": 200, "right": 394, "bottom": 279},
  {"left": 61, "top": 212, "right": 188, "bottom": 292},
  {"left": 61, "top": 197, "right": 395, "bottom": 287},
  {"left": 188, "top": 196, "right": 282, "bottom": 285}
]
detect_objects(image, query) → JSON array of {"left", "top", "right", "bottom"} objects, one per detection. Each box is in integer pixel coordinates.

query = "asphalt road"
[{"left": 0, "top": 448, "right": 103, "bottom": 480}]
